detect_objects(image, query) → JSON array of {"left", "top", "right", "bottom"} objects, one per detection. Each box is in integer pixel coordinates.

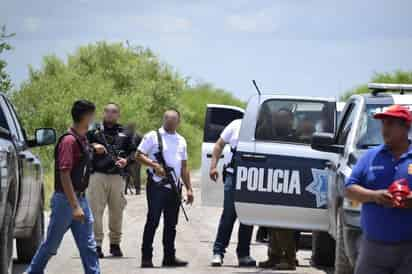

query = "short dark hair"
[{"left": 71, "top": 100, "right": 96, "bottom": 123}]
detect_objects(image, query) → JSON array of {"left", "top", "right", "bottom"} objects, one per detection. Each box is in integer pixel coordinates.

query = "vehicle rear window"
[
  {"left": 255, "top": 100, "right": 335, "bottom": 144},
  {"left": 203, "top": 107, "right": 244, "bottom": 143}
]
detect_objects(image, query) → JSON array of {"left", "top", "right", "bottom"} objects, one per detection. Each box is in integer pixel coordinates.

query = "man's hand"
[
  {"left": 371, "top": 190, "right": 396, "bottom": 207},
  {"left": 209, "top": 167, "right": 219, "bottom": 182},
  {"left": 186, "top": 189, "right": 194, "bottom": 205},
  {"left": 115, "top": 158, "right": 128, "bottom": 169},
  {"left": 403, "top": 193, "right": 412, "bottom": 209},
  {"left": 92, "top": 143, "right": 107, "bottom": 155},
  {"left": 153, "top": 163, "right": 166, "bottom": 177},
  {"left": 72, "top": 206, "right": 85, "bottom": 223}
]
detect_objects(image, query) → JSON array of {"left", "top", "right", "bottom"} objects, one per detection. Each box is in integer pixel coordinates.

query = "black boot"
[
  {"left": 96, "top": 246, "right": 104, "bottom": 259},
  {"left": 110, "top": 244, "right": 123, "bottom": 257},
  {"left": 162, "top": 256, "right": 188, "bottom": 267},
  {"left": 141, "top": 257, "right": 154, "bottom": 268}
]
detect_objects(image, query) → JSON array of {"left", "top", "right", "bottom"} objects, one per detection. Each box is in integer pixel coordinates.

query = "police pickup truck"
[
  {"left": 201, "top": 94, "right": 343, "bottom": 261},
  {"left": 201, "top": 83, "right": 412, "bottom": 273},
  {"left": 0, "top": 93, "right": 56, "bottom": 273}
]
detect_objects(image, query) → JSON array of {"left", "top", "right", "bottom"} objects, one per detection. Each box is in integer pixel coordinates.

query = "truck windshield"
[
  {"left": 356, "top": 104, "right": 412, "bottom": 148},
  {"left": 255, "top": 99, "right": 334, "bottom": 144}
]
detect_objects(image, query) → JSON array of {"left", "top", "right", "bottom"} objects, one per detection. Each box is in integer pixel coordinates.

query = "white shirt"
[
  {"left": 220, "top": 119, "right": 241, "bottom": 164},
  {"left": 138, "top": 127, "right": 187, "bottom": 184}
]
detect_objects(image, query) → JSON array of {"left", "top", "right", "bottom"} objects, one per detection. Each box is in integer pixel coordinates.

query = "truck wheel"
[
  {"left": 311, "top": 231, "right": 335, "bottom": 267},
  {"left": 16, "top": 198, "right": 44, "bottom": 263},
  {"left": 0, "top": 202, "right": 14, "bottom": 274},
  {"left": 335, "top": 208, "right": 354, "bottom": 274}
]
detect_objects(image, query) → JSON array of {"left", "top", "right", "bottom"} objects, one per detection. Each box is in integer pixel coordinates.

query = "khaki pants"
[{"left": 87, "top": 172, "right": 127, "bottom": 246}]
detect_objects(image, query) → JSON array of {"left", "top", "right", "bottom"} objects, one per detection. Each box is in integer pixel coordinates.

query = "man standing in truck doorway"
[{"left": 209, "top": 119, "right": 256, "bottom": 267}]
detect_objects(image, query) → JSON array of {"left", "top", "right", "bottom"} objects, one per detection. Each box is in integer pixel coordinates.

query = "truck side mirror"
[
  {"left": 29, "top": 128, "right": 57, "bottom": 147},
  {"left": 311, "top": 132, "right": 344, "bottom": 154}
]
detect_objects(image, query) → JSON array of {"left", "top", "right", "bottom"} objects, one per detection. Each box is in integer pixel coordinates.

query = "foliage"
[
  {"left": 0, "top": 25, "right": 15, "bottom": 93},
  {"left": 340, "top": 71, "right": 412, "bottom": 100},
  {"left": 9, "top": 42, "right": 244, "bottom": 179}
]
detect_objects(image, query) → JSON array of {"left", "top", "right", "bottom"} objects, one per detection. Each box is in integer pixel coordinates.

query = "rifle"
[
  {"left": 95, "top": 124, "right": 128, "bottom": 178},
  {"left": 154, "top": 130, "right": 189, "bottom": 222}
]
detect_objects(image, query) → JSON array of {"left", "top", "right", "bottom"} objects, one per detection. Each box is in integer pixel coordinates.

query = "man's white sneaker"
[
  {"left": 211, "top": 254, "right": 223, "bottom": 267},
  {"left": 238, "top": 256, "right": 257, "bottom": 267}
]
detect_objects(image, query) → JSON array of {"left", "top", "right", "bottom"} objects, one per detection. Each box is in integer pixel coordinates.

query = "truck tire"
[
  {"left": 335, "top": 208, "right": 354, "bottom": 274},
  {"left": 311, "top": 231, "right": 335, "bottom": 267},
  {"left": 16, "top": 197, "right": 44, "bottom": 263},
  {"left": 0, "top": 202, "right": 14, "bottom": 274}
]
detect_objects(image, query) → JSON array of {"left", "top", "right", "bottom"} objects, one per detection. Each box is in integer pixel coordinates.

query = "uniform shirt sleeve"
[
  {"left": 138, "top": 131, "right": 156, "bottom": 155},
  {"left": 220, "top": 120, "right": 236, "bottom": 143},
  {"left": 58, "top": 135, "right": 78, "bottom": 171},
  {"left": 345, "top": 152, "right": 370, "bottom": 188},
  {"left": 181, "top": 138, "right": 188, "bottom": 161}
]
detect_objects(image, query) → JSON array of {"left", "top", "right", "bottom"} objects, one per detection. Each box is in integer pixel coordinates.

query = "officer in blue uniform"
[{"left": 345, "top": 105, "right": 412, "bottom": 274}]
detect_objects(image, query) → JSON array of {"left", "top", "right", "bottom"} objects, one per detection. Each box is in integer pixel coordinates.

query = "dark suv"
[{"left": 0, "top": 93, "right": 56, "bottom": 274}]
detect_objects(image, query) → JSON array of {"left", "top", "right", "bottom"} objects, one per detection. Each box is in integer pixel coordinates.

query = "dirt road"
[{"left": 13, "top": 173, "right": 332, "bottom": 274}]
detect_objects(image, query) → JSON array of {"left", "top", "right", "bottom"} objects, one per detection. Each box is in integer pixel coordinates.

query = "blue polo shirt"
[{"left": 345, "top": 144, "right": 412, "bottom": 243}]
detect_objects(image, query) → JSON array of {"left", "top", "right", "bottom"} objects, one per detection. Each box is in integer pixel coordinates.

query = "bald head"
[{"left": 163, "top": 109, "right": 181, "bottom": 133}]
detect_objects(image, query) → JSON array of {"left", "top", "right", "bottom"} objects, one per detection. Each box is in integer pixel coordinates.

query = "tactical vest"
[{"left": 54, "top": 132, "right": 92, "bottom": 193}]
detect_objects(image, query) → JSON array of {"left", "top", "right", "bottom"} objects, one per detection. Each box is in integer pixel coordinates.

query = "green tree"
[
  {"left": 0, "top": 25, "right": 15, "bottom": 93},
  {"left": 10, "top": 42, "right": 245, "bottom": 172},
  {"left": 341, "top": 71, "right": 412, "bottom": 100}
]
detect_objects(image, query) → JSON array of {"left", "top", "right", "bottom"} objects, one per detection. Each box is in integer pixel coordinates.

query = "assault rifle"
[{"left": 154, "top": 130, "right": 189, "bottom": 222}]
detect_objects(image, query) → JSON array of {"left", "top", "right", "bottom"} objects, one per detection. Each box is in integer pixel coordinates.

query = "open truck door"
[
  {"left": 233, "top": 95, "right": 338, "bottom": 231},
  {"left": 201, "top": 104, "right": 244, "bottom": 207}
]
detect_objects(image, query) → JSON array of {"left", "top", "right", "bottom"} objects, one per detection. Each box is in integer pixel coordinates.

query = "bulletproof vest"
[
  {"left": 54, "top": 132, "right": 92, "bottom": 193},
  {"left": 91, "top": 123, "right": 129, "bottom": 174}
]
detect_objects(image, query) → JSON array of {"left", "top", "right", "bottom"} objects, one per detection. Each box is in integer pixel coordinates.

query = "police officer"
[
  {"left": 210, "top": 119, "right": 256, "bottom": 267},
  {"left": 137, "top": 109, "right": 194, "bottom": 268},
  {"left": 345, "top": 105, "right": 412, "bottom": 274},
  {"left": 87, "top": 103, "right": 136, "bottom": 258},
  {"left": 125, "top": 122, "right": 142, "bottom": 195},
  {"left": 26, "top": 100, "right": 100, "bottom": 274},
  {"left": 259, "top": 108, "right": 297, "bottom": 270}
]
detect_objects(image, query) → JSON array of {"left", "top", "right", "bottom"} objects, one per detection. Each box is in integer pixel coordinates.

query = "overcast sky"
[{"left": 2, "top": 0, "right": 412, "bottom": 100}]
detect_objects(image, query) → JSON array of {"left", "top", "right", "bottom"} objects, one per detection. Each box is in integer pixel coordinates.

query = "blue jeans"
[
  {"left": 213, "top": 174, "right": 253, "bottom": 258},
  {"left": 27, "top": 192, "right": 100, "bottom": 274},
  {"left": 141, "top": 179, "right": 180, "bottom": 259}
]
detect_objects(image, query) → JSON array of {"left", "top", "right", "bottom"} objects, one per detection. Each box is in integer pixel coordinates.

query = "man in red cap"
[{"left": 345, "top": 104, "right": 412, "bottom": 274}]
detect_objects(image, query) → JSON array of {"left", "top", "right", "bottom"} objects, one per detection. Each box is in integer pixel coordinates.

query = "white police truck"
[
  {"left": 201, "top": 93, "right": 343, "bottom": 265},
  {"left": 201, "top": 84, "right": 412, "bottom": 273}
]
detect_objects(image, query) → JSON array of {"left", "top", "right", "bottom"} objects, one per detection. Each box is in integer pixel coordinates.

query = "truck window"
[
  {"left": 4, "top": 98, "right": 26, "bottom": 142},
  {"left": 0, "top": 109, "right": 9, "bottom": 131},
  {"left": 357, "top": 104, "right": 412, "bottom": 148},
  {"left": 255, "top": 99, "right": 334, "bottom": 144},
  {"left": 203, "top": 107, "right": 244, "bottom": 143},
  {"left": 337, "top": 103, "right": 356, "bottom": 145}
]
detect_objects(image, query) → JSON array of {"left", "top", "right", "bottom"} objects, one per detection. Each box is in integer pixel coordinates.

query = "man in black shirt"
[{"left": 87, "top": 103, "right": 136, "bottom": 258}]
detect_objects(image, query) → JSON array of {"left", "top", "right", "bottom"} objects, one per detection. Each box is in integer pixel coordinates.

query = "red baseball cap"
[{"left": 374, "top": 104, "right": 412, "bottom": 124}]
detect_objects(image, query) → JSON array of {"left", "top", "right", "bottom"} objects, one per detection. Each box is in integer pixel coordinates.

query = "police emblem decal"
[
  {"left": 306, "top": 168, "right": 329, "bottom": 208},
  {"left": 408, "top": 164, "right": 412, "bottom": 175}
]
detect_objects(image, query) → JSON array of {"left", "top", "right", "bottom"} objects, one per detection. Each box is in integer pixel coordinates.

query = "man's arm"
[
  {"left": 181, "top": 160, "right": 193, "bottom": 204},
  {"left": 136, "top": 151, "right": 165, "bottom": 177},
  {"left": 209, "top": 137, "right": 226, "bottom": 181},
  {"left": 345, "top": 185, "right": 394, "bottom": 206},
  {"left": 60, "top": 171, "right": 85, "bottom": 222}
]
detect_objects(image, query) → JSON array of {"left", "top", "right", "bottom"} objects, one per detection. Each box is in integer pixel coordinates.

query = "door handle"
[
  {"left": 240, "top": 154, "right": 267, "bottom": 162},
  {"left": 206, "top": 154, "right": 224, "bottom": 159}
]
